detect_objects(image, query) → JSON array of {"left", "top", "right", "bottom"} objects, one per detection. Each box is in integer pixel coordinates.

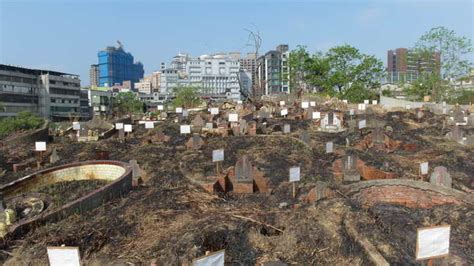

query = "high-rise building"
[
  {"left": 239, "top": 53, "right": 257, "bottom": 95},
  {"left": 90, "top": 64, "right": 99, "bottom": 87},
  {"left": 256, "top": 44, "right": 290, "bottom": 96},
  {"left": 0, "top": 64, "right": 83, "bottom": 121},
  {"left": 387, "top": 48, "right": 440, "bottom": 83},
  {"left": 97, "top": 42, "right": 144, "bottom": 87}
]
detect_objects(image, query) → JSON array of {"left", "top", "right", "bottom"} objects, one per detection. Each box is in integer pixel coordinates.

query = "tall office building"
[
  {"left": 239, "top": 53, "right": 257, "bottom": 95},
  {"left": 387, "top": 48, "right": 440, "bottom": 83},
  {"left": 256, "top": 44, "right": 290, "bottom": 96},
  {"left": 90, "top": 64, "right": 99, "bottom": 87},
  {"left": 97, "top": 41, "right": 144, "bottom": 87}
]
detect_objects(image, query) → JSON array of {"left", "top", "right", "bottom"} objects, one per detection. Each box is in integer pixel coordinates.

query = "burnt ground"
[{"left": 0, "top": 108, "right": 473, "bottom": 265}]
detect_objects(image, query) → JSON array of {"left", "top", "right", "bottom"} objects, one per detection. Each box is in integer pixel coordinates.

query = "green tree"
[
  {"left": 172, "top": 86, "right": 202, "bottom": 108},
  {"left": 112, "top": 92, "right": 144, "bottom": 115},
  {"left": 289, "top": 45, "right": 312, "bottom": 92},
  {"left": 415, "top": 26, "right": 473, "bottom": 79},
  {"left": 0, "top": 111, "right": 44, "bottom": 137}
]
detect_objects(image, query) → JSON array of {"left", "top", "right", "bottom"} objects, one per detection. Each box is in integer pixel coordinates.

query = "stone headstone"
[
  {"left": 372, "top": 127, "right": 385, "bottom": 149},
  {"left": 239, "top": 119, "right": 248, "bottom": 135},
  {"left": 160, "top": 112, "right": 168, "bottom": 119},
  {"left": 300, "top": 131, "right": 310, "bottom": 145},
  {"left": 235, "top": 155, "right": 253, "bottom": 183},
  {"left": 49, "top": 147, "right": 60, "bottom": 164},
  {"left": 450, "top": 125, "right": 463, "bottom": 142},
  {"left": 453, "top": 108, "right": 465, "bottom": 123},
  {"left": 258, "top": 109, "right": 270, "bottom": 119},
  {"left": 343, "top": 155, "right": 360, "bottom": 181},
  {"left": 182, "top": 109, "right": 189, "bottom": 117},
  {"left": 429, "top": 166, "right": 452, "bottom": 188},
  {"left": 248, "top": 121, "right": 257, "bottom": 136},
  {"left": 186, "top": 134, "right": 204, "bottom": 150},
  {"left": 118, "top": 128, "right": 125, "bottom": 141},
  {"left": 232, "top": 124, "right": 241, "bottom": 136},
  {"left": 326, "top": 142, "right": 333, "bottom": 153},
  {"left": 191, "top": 114, "right": 205, "bottom": 128},
  {"left": 283, "top": 124, "right": 291, "bottom": 134},
  {"left": 468, "top": 114, "right": 474, "bottom": 126},
  {"left": 129, "top": 160, "right": 141, "bottom": 179}
]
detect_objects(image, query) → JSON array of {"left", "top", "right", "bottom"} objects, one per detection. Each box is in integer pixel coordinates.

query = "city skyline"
[{"left": 1, "top": 0, "right": 473, "bottom": 85}]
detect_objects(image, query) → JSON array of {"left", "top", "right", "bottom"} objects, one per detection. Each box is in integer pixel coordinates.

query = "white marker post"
[
  {"left": 193, "top": 250, "right": 225, "bottom": 266},
  {"left": 115, "top": 123, "right": 124, "bottom": 130},
  {"left": 420, "top": 162, "right": 429, "bottom": 180},
  {"left": 35, "top": 141, "right": 46, "bottom": 168},
  {"left": 326, "top": 142, "right": 333, "bottom": 154},
  {"left": 157, "top": 105, "right": 164, "bottom": 111},
  {"left": 210, "top": 107, "right": 219, "bottom": 115},
  {"left": 416, "top": 225, "right": 450, "bottom": 265},
  {"left": 301, "top": 101, "right": 309, "bottom": 109},
  {"left": 289, "top": 166, "right": 301, "bottom": 198},
  {"left": 47, "top": 246, "right": 81, "bottom": 266},
  {"left": 145, "top": 121, "right": 154, "bottom": 129},
  {"left": 372, "top": 100, "right": 378, "bottom": 105},
  {"left": 212, "top": 149, "right": 224, "bottom": 176},
  {"left": 180, "top": 125, "right": 191, "bottom": 135},
  {"left": 72, "top": 122, "right": 80, "bottom": 131},
  {"left": 176, "top": 107, "right": 183, "bottom": 114},
  {"left": 310, "top": 101, "right": 316, "bottom": 107},
  {"left": 281, "top": 108, "right": 288, "bottom": 117},
  {"left": 228, "top": 113, "right": 238, "bottom": 122},
  {"left": 279, "top": 101, "right": 286, "bottom": 107},
  {"left": 364, "top": 100, "right": 369, "bottom": 105},
  {"left": 312, "top": 112, "right": 321, "bottom": 119},
  {"left": 342, "top": 99, "right": 348, "bottom": 104}
]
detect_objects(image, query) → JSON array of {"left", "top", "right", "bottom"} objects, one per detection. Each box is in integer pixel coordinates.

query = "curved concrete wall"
[{"left": 0, "top": 161, "right": 132, "bottom": 239}]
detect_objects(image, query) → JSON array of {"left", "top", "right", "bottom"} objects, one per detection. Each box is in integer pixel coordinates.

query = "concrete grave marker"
[
  {"left": 312, "top": 112, "right": 321, "bottom": 119},
  {"left": 326, "top": 142, "right": 333, "bottom": 153},
  {"left": 115, "top": 123, "right": 124, "bottom": 130},
  {"left": 47, "top": 246, "right": 81, "bottom": 266},
  {"left": 239, "top": 119, "right": 248, "bottom": 135},
  {"left": 193, "top": 250, "right": 225, "bottom": 266},
  {"left": 176, "top": 107, "right": 183, "bottom": 113},
  {"left": 300, "top": 131, "right": 310, "bottom": 145},
  {"left": 283, "top": 124, "right": 290, "bottom": 134},
  {"left": 279, "top": 101, "right": 285, "bottom": 106},
  {"left": 205, "top": 122, "right": 213, "bottom": 129},
  {"left": 72, "top": 122, "right": 80, "bottom": 131},
  {"left": 289, "top": 166, "right": 300, "bottom": 182},
  {"left": 372, "top": 100, "right": 377, "bottom": 105},
  {"left": 364, "top": 100, "right": 369, "bottom": 105},
  {"left": 420, "top": 162, "right": 429, "bottom": 175},
  {"left": 235, "top": 155, "right": 253, "bottom": 182},
  {"left": 210, "top": 107, "right": 219, "bottom": 115},
  {"left": 124, "top": 124, "right": 133, "bottom": 133},
  {"left": 429, "top": 166, "right": 452, "bottom": 188},
  {"left": 343, "top": 155, "right": 360, "bottom": 181},
  {"left": 228, "top": 113, "right": 238, "bottom": 122},
  {"left": 129, "top": 160, "right": 141, "bottom": 179},
  {"left": 310, "top": 101, "right": 316, "bottom": 107},
  {"left": 301, "top": 101, "right": 309, "bottom": 109},
  {"left": 212, "top": 149, "right": 224, "bottom": 162},
  {"left": 50, "top": 148, "right": 60, "bottom": 164},
  {"left": 180, "top": 125, "right": 191, "bottom": 134},
  {"left": 349, "top": 109, "right": 355, "bottom": 116},
  {"left": 145, "top": 122, "right": 154, "bottom": 129},
  {"left": 191, "top": 115, "right": 205, "bottom": 128},
  {"left": 35, "top": 141, "right": 46, "bottom": 151},
  {"left": 182, "top": 109, "right": 189, "bottom": 117},
  {"left": 281, "top": 108, "right": 288, "bottom": 116},
  {"left": 416, "top": 225, "right": 450, "bottom": 261},
  {"left": 186, "top": 134, "right": 204, "bottom": 150},
  {"left": 358, "top": 120, "right": 366, "bottom": 129},
  {"left": 160, "top": 112, "right": 168, "bottom": 119},
  {"left": 118, "top": 128, "right": 125, "bottom": 141}
]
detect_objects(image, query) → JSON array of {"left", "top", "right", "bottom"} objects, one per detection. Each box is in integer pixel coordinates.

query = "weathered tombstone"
[
  {"left": 283, "top": 124, "right": 291, "bottom": 134},
  {"left": 239, "top": 119, "right": 248, "bottom": 135},
  {"left": 205, "top": 122, "right": 213, "bottom": 129},
  {"left": 182, "top": 109, "right": 189, "bottom": 117},
  {"left": 160, "top": 112, "right": 168, "bottom": 119},
  {"left": 248, "top": 121, "right": 257, "bottom": 136},
  {"left": 118, "top": 128, "right": 125, "bottom": 141},
  {"left": 468, "top": 114, "right": 474, "bottom": 126},
  {"left": 300, "top": 131, "right": 310, "bottom": 145},
  {"left": 186, "top": 134, "right": 204, "bottom": 150},
  {"left": 191, "top": 115, "right": 205, "bottom": 128},
  {"left": 232, "top": 124, "right": 241, "bottom": 136},
  {"left": 420, "top": 162, "right": 429, "bottom": 175},
  {"left": 343, "top": 155, "right": 360, "bottom": 181},
  {"left": 129, "top": 160, "right": 141, "bottom": 179},
  {"left": 235, "top": 155, "right": 253, "bottom": 183},
  {"left": 258, "top": 109, "right": 270, "bottom": 119},
  {"left": 50, "top": 148, "right": 60, "bottom": 164},
  {"left": 372, "top": 127, "right": 385, "bottom": 149},
  {"left": 429, "top": 166, "right": 452, "bottom": 188},
  {"left": 453, "top": 108, "right": 465, "bottom": 123},
  {"left": 450, "top": 125, "right": 463, "bottom": 142}
]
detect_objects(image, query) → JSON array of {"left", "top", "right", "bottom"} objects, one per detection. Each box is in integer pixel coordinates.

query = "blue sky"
[{"left": 1, "top": 0, "right": 473, "bottom": 85}]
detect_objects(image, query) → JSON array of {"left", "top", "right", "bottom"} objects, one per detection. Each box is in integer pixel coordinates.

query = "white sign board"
[
  {"left": 342, "top": 99, "right": 348, "bottom": 104},
  {"left": 145, "top": 122, "right": 154, "bottom": 129},
  {"left": 124, "top": 124, "right": 133, "bottom": 132},
  {"left": 326, "top": 142, "right": 333, "bottom": 153},
  {"left": 176, "top": 107, "right": 183, "bottom": 113},
  {"left": 312, "top": 112, "right": 321, "bottom": 119},
  {"left": 212, "top": 149, "right": 224, "bottom": 162},
  {"left": 349, "top": 109, "right": 355, "bottom": 116},
  {"left": 358, "top": 104, "right": 366, "bottom": 111},
  {"left": 301, "top": 102, "right": 309, "bottom": 109},
  {"left": 228, "top": 113, "right": 238, "bottom": 122},
  {"left": 310, "top": 101, "right": 316, "bottom": 107},
  {"left": 35, "top": 141, "right": 46, "bottom": 152},
  {"left": 205, "top": 122, "right": 213, "bottom": 129},
  {"left": 47, "top": 246, "right": 81, "bottom": 266},
  {"left": 115, "top": 123, "right": 124, "bottom": 130},
  {"left": 210, "top": 108, "right": 219, "bottom": 115},
  {"left": 281, "top": 109, "right": 288, "bottom": 116},
  {"left": 237, "top": 100, "right": 243, "bottom": 104},
  {"left": 157, "top": 105, "right": 164, "bottom": 111},
  {"left": 289, "top": 166, "right": 301, "bottom": 182},
  {"left": 416, "top": 225, "right": 450, "bottom": 260},
  {"left": 372, "top": 100, "right": 378, "bottom": 105},
  {"left": 364, "top": 100, "right": 369, "bottom": 105},
  {"left": 72, "top": 122, "right": 80, "bottom": 130},
  {"left": 358, "top": 120, "right": 366, "bottom": 129},
  {"left": 182, "top": 109, "right": 189, "bottom": 117},
  {"left": 180, "top": 125, "right": 191, "bottom": 134},
  {"left": 420, "top": 162, "right": 429, "bottom": 175},
  {"left": 279, "top": 101, "right": 285, "bottom": 106},
  {"left": 193, "top": 250, "right": 225, "bottom": 266}
]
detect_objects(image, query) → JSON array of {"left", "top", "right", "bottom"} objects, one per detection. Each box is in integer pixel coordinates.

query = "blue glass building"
[{"left": 98, "top": 43, "right": 144, "bottom": 87}]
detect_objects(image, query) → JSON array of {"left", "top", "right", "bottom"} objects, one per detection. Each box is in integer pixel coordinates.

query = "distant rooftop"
[{"left": 0, "top": 64, "right": 79, "bottom": 78}]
